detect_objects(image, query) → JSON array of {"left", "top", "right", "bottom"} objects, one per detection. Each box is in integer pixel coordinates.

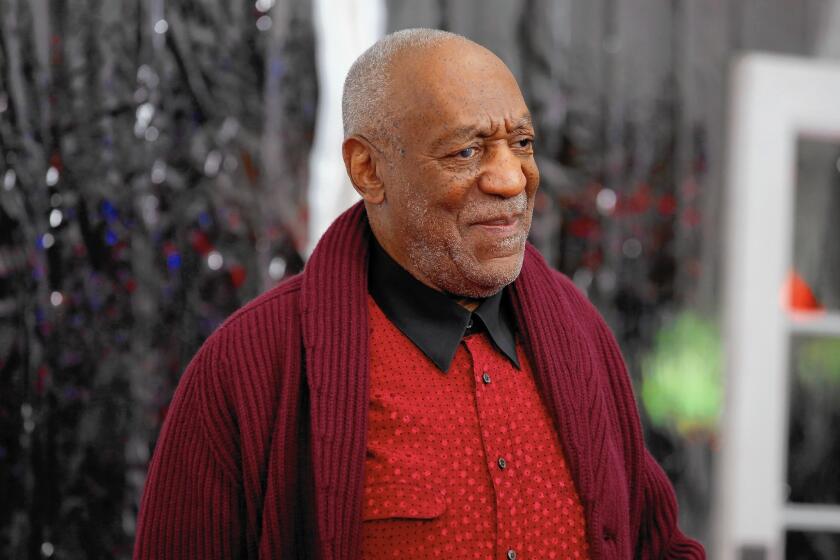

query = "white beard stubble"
[{"left": 400, "top": 187, "right": 530, "bottom": 298}]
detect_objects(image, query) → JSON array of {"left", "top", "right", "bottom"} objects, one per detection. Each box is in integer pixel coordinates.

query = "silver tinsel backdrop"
[{"left": 2, "top": 0, "right": 840, "bottom": 558}]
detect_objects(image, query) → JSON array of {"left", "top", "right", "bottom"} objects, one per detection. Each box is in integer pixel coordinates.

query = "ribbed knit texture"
[
  {"left": 133, "top": 201, "right": 705, "bottom": 559},
  {"left": 362, "top": 296, "right": 589, "bottom": 559},
  {"left": 133, "top": 275, "right": 306, "bottom": 559}
]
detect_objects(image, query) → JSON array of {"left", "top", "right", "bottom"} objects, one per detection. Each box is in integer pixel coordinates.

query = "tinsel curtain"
[
  {"left": 0, "top": 0, "right": 316, "bottom": 557},
  {"left": 3, "top": 0, "right": 840, "bottom": 557}
]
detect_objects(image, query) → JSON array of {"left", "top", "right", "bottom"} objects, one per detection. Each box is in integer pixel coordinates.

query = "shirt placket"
[{"left": 464, "top": 335, "right": 526, "bottom": 560}]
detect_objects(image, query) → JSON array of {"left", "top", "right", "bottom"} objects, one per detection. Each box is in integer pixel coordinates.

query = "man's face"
[{"left": 372, "top": 41, "right": 540, "bottom": 298}]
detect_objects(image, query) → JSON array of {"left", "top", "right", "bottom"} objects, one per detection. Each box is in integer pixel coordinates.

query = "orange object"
[{"left": 784, "top": 270, "right": 823, "bottom": 311}]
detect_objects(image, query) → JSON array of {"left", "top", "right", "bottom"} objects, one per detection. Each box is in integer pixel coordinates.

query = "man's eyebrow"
[
  {"left": 510, "top": 115, "right": 534, "bottom": 131},
  {"left": 430, "top": 115, "right": 534, "bottom": 151},
  {"left": 429, "top": 125, "right": 486, "bottom": 151}
]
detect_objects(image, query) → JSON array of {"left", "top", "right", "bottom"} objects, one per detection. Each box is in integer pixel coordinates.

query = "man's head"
[{"left": 342, "top": 29, "right": 539, "bottom": 299}]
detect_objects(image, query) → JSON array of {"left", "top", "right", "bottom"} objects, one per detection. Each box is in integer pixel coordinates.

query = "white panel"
[
  {"left": 789, "top": 311, "right": 840, "bottom": 337},
  {"left": 784, "top": 504, "right": 840, "bottom": 532},
  {"left": 307, "top": 0, "right": 385, "bottom": 254},
  {"left": 716, "top": 54, "right": 840, "bottom": 560}
]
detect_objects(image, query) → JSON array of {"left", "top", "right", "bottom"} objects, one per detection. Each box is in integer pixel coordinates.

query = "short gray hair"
[{"left": 341, "top": 28, "right": 466, "bottom": 139}]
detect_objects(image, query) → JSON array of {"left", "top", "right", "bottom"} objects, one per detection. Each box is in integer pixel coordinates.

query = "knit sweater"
[{"left": 133, "top": 201, "right": 705, "bottom": 559}]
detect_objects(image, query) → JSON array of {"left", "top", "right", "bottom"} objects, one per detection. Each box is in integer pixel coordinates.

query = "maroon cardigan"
[{"left": 134, "top": 202, "right": 705, "bottom": 559}]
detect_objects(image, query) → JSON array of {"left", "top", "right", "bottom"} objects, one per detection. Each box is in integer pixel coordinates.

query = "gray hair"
[{"left": 341, "top": 28, "right": 467, "bottom": 139}]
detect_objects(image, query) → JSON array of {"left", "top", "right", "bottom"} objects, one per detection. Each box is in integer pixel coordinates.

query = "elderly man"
[{"left": 134, "top": 29, "right": 704, "bottom": 559}]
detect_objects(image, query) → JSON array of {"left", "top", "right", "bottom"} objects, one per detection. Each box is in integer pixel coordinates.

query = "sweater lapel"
[
  {"left": 300, "top": 201, "right": 370, "bottom": 560},
  {"left": 509, "top": 245, "right": 595, "bottom": 508}
]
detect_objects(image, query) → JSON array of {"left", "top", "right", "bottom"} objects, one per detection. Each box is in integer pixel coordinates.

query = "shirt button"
[
  {"left": 507, "top": 549, "right": 517, "bottom": 560},
  {"left": 482, "top": 372, "right": 491, "bottom": 384},
  {"left": 498, "top": 457, "right": 507, "bottom": 470}
]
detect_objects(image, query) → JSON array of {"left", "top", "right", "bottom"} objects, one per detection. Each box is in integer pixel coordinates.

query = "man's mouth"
[{"left": 470, "top": 214, "right": 522, "bottom": 237}]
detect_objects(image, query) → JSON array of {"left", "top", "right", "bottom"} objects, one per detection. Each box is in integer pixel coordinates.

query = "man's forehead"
[
  {"left": 392, "top": 40, "right": 518, "bottom": 93},
  {"left": 388, "top": 43, "right": 529, "bottom": 139}
]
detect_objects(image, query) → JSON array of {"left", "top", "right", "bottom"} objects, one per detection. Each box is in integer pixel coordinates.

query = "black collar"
[{"left": 368, "top": 237, "right": 520, "bottom": 372}]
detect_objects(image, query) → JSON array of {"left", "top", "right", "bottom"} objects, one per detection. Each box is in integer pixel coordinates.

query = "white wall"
[{"left": 307, "top": 0, "right": 385, "bottom": 254}]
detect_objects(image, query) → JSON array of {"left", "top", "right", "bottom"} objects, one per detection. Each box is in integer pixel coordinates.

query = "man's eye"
[
  {"left": 517, "top": 138, "right": 533, "bottom": 149},
  {"left": 457, "top": 147, "right": 477, "bottom": 158}
]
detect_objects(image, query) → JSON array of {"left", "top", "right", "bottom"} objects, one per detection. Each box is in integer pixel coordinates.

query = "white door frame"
[{"left": 716, "top": 53, "right": 840, "bottom": 560}]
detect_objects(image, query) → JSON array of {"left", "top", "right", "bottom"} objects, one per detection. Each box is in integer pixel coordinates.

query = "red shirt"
[{"left": 362, "top": 296, "right": 590, "bottom": 560}]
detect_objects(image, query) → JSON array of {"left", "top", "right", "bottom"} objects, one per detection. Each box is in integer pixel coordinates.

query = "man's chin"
[
  {"left": 475, "top": 247, "right": 525, "bottom": 270},
  {"left": 449, "top": 254, "right": 524, "bottom": 297}
]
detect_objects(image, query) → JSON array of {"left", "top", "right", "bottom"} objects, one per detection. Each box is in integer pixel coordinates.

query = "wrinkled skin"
[{"left": 343, "top": 39, "right": 540, "bottom": 306}]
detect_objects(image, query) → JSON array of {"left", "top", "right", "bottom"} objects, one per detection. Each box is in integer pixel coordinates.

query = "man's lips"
[
  {"left": 470, "top": 213, "right": 520, "bottom": 226},
  {"left": 469, "top": 214, "right": 522, "bottom": 236}
]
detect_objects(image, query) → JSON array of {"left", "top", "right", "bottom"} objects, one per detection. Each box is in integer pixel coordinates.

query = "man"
[{"left": 134, "top": 29, "right": 704, "bottom": 559}]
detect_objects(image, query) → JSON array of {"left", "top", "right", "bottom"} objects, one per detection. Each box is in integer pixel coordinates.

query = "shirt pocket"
[{"left": 362, "top": 482, "right": 447, "bottom": 522}]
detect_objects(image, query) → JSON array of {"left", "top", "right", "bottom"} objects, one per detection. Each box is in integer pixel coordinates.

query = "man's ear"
[{"left": 342, "top": 136, "right": 385, "bottom": 205}]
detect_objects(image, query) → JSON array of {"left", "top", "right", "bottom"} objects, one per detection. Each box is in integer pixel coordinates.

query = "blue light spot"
[
  {"left": 105, "top": 229, "right": 118, "bottom": 246},
  {"left": 198, "top": 212, "right": 211, "bottom": 228},
  {"left": 100, "top": 200, "right": 119, "bottom": 222},
  {"left": 167, "top": 253, "right": 181, "bottom": 270}
]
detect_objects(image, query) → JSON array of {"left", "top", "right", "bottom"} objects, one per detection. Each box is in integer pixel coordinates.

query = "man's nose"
[{"left": 478, "top": 144, "right": 527, "bottom": 198}]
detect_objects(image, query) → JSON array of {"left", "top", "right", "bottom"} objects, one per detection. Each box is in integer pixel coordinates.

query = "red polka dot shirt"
[{"left": 362, "top": 295, "right": 590, "bottom": 560}]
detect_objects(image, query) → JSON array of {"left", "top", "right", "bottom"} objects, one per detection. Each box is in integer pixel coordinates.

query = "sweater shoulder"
[
  {"left": 217, "top": 273, "right": 303, "bottom": 334},
  {"left": 522, "top": 244, "right": 603, "bottom": 326},
  {"left": 182, "top": 274, "right": 304, "bottom": 469},
  {"left": 544, "top": 266, "right": 606, "bottom": 328},
  {"left": 185, "top": 273, "right": 304, "bottom": 407},
  {"left": 534, "top": 265, "right": 628, "bottom": 384},
  {"left": 201, "top": 273, "right": 303, "bottom": 350}
]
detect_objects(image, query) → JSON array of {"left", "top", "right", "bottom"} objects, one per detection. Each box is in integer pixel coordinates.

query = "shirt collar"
[{"left": 368, "top": 236, "right": 520, "bottom": 372}]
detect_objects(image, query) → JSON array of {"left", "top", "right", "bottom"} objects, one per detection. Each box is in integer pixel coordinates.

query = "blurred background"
[{"left": 1, "top": 0, "right": 839, "bottom": 558}]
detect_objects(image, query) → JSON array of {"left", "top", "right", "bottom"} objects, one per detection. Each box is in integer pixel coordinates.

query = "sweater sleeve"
[
  {"left": 133, "top": 344, "right": 244, "bottom": 559},
  {"left": 577, "top": 282, "right": 705, "bottom": 559},
  {"left": 636, "top": 450, "right": 706, "bottom": 559}
]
